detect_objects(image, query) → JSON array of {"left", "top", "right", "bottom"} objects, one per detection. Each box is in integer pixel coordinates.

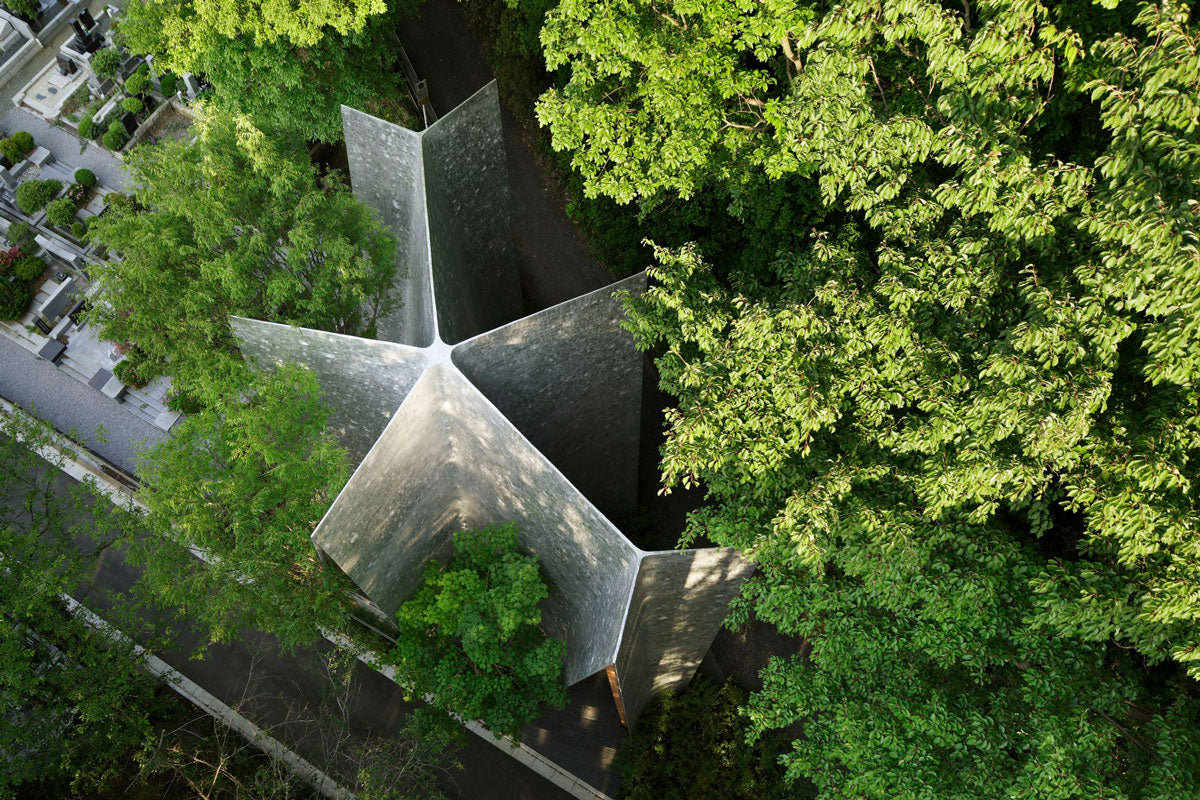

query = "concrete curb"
[{"left": 61, "top": 595, "right": 356, "bottom": 800}]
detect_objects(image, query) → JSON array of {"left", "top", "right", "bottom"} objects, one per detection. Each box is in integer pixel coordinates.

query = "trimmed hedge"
[
  {"left": 74, "top": 168, "right": 97, "bottom": 188},
  {"left": 12, "top": 255, "right": 45, "bottom": 281},
  {"left": 0, "top": 132, "right": 33, "bottom": 164},
  {"left": 78, "top": 117, "right": 96, "bottom": 139},
  {"left": 121, "top": 97, "right": 144, "bottom": 115},
  {"left": 45, "top": 197, "right": 78, "bottom": 227},
  {"left": 158, "top": 73, "right": 179, "bottom": 96},
  {"left": 91, "top": 48, "right": 122, "bottom": 81},
  {"left": 15, "top": 179, "right": 62, "bottom": 214},
  {"left": 6, "top": 221, "right": 34, "bottom": 252},
  {"left": 0, "top": 280, "right": 32, "bottom": 319},
  {"left": 102, "top": 120, "right": 128, "bottom": 151}
]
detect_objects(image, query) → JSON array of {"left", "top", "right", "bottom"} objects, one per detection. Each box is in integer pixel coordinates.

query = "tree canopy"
[
  {"left": 0, "top": 412, "right": 161, "bottom": 798},
  {"left": 131, "top": 364, "right": 354, "bottom": 650},
  {"left": 533, "top": 0, "right": 1200, "bottom": 795},
  {"left": 86, "top": 110, "right": 398, "bottom": 401},
  {"left": 386, "top": 524, "right": 567, "bottom": 737},
  {"left": 118, "top": 0, "right": 416, "bottom": 141}
]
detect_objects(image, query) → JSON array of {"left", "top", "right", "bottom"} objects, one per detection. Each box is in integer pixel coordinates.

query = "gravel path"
[
  {"left": 0, "top": 334, "right": 162, "bottom": 473},
  {"left": 0, "top": 106, "right": 129, "bottom": 190}
]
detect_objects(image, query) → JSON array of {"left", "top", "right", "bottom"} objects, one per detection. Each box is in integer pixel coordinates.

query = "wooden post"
[{"left": 604, "top": 664, "right": 628, "bottom": 728}]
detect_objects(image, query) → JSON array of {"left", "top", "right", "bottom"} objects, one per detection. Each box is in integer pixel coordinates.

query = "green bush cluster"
[
  {"left": 158, "top": 73, "right": 179, "bottom": 97},
  {"left": 70, "top": 220, "right": 88, "bottom": 240},
  {"left": 12, "top": 255, "right": 45, "bottom": 281},
  {"left": 77, "top": 117, "right": 96, "bottom": 139},
  {"left": 45, "top": 197, "right": 78, "bottom": 228},
  {"left": 121, "top": 97, "right": 144, "bottom": 115},
  {"left": 102, "top": 120, "right": 129, "bottom": 151},
  {"left": 113, "top": 350, "right": 159, "bottom": 388},
  {"left": 124, "top": 71, "right": 148, "bottom": 96},
  {"left": 6, "top": 221, "right": 34, "bottom": 252},
  {"left": 91, "top": 48, "right": 123, "bottom": 81},
  {"left": 0, "top": 279, "right": 32, "bottom": 319},
  {"left": 73, "top": 168, "right": 96, "bottom": 188},
  {"left": 2, "top": 0, "right": 38, "bottom": 20},
  {"left": 15, "top": 179, "right": 62, "bottom": 214},
  {"left": 0, "top": 131, "right": 34, "bottom": 163}
]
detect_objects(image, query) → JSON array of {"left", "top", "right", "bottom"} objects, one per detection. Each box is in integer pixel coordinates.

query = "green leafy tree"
[
  {"left": 387, "top": 524, "right": 567, "bottom": 737},
  {"left": 118, "top": 0, "right": 417, "bottom": 141},
  {"left": 0, "top": 411, "right": 162, "bottom": 798},
  {"left": 131, "top": 363, "right": 354, "bottom": 649},
  {"left": 86, "top": 109, "right": 398, "bottom": 402},
  {"left": 536, "top": 0, "right": 1200, "bottom": 795}
]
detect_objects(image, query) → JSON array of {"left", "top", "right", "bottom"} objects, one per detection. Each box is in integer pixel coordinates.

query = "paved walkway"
[{"left": 0, "top": 333, "right": 161, "bottom": 472}]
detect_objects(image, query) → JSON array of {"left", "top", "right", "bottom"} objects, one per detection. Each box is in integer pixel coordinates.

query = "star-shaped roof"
[{"left": 231, "top": 83, "right": 752, "bottom": 726}]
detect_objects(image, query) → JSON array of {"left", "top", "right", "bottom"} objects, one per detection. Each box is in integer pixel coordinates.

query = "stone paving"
[{"left": 0, "top": 331, "right": 163, "bottom": 473}]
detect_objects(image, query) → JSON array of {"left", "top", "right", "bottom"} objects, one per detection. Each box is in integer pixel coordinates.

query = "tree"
[
  {"left": 117, "top": 0, "right": 417, "bottom": 142},
  {"left": 536, "top": 0, "right": 1200, "bottom": 795},
  {"left": 131, "top": 363, "right": 354, "bottom": 650},
  {"left": 0, "top": 410, "right": 162, "bottom": 798},
  {"left": 386, "top": 524, "right": 567, "bottom": 737},
  {"left": 86, "top": 109, "right": 398, "bottom": 402}
]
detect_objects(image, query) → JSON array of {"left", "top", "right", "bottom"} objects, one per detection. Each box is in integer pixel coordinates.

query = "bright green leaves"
[
  {"left": 87, "top": 110, "right": 398, "bottom": 403},
  {"left": 132, "top": 364, "right": 353, "bottom": 650},
  {"left": 388, "top": 524, "right": 567, "bottom": 737}
]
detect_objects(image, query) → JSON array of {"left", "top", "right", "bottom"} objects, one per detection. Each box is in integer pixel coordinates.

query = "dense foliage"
[
  {"left": 531, "top": 0, "right": 1200, "bottom": 796},
  {"left": 86, "top": 110, "right": 397, "bottom": 402},
  {"left": 387, "top": 524, "right": 567, "bottom": 737},
  {"left": 118, "top": 0, "right": 418, "bottom": 141},
  {"left": 617, "top": 678, "right": 791, "bottom": 800},
  {"left": 0, "top": 412, "right": 163, "bottom": 798},
  {"left": 132, "top": 364, "right": 354, "bottom": 649}
]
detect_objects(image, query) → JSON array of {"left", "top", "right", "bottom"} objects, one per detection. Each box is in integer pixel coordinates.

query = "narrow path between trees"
[{"left": 395, "top": 0, "right": 614, "bottom": 314}]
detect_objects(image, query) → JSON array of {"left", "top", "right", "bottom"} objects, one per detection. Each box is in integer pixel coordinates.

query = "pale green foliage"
[
  {"left": 387, "top": 524, "right": 567, "bottom": 737},
  {"left": 86, "top": 110, "right": 397, "bottom": 401},
  {"left": 132, "top": 364, "right": 354, "bottom": 649}
]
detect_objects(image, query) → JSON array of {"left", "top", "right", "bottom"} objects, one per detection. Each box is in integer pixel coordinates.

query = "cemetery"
[{"left": 0, "top": 120, "right": 180, "bottom": 430}]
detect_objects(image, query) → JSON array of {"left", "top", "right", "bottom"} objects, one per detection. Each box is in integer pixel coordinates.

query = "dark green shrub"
[
  {"left": 71, "top": 220, "right": 87, "bottom": 240},
  {"left": 12, "top": 255, "right": 45, "bottom": 281},
  {"left": 102, "top": 120, "right": 128, "bottom": 151},
  {"left": 113, "top": 353, "right": 154, "bottom": 389},
  {"left": 77, "top": 117, "right": 97, "bottom": 139},
  {"left": 45, "top": 197, "right": 78, "bottom": 228},
  {"left": 5, "top": 221, "right": 34, "bottom": 252},
  {"left": 158, "top": 73, "right": 178, "bottom": 96},
  {"left": 74, "top": 168, "right": 96, "bottom": 188},
  {"left": 617, "top": 679, "right": 793, "bottom": 800},
  {"left": 121, "top": 97, "right": 143, "bottom": 115},
  {"left": 0, "top": 132, "right": 32, "bottom": 163},
  {"left": 124, "top": 72, "right": 148, "bottom": 96},
  {"left": 15, "top": 179, "right": 62, "bottom": 214},
  {"left": 10, "top": 131, "right": 33, "bottom": 154},
  {"left": 91, "top": 48, "right": 122, "bottom": 81},
  {"left": 0, "top": 280, "right": 32, "bottom": 319}
]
